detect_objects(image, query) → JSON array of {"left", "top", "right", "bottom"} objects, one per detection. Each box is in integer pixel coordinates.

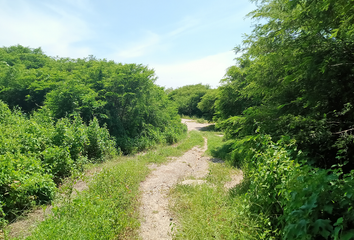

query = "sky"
[{"left": 0, "top": 0, "right": 257, "bottom": 89}]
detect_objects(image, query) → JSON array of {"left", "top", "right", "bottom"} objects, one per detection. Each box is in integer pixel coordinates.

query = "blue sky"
[{"left": 0, "top": 0, "right": 256, "bottom": 88}]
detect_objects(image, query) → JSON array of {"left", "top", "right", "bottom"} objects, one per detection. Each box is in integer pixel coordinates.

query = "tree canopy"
[
  {"left": 214, "top": 0, "right": 354, "bottom": 170},
  {"left": 198, "top": 0, "right": 354, "bottom": 238},
  {"left": 0, "top": 45, "right": 186, "bottom": 153},
  {"left": 168, "top": 84, "right": 211, "bottom": 118}
]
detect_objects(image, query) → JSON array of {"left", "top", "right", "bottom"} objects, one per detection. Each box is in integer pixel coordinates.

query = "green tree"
[
  {"left": 197, "top": 89, "right": 218, "bottom": 121},
  {"left": 168, "top": 84, "right": 210, "bottom": 117},
  {"left": 218, "top": 0, "right": 354, "bottom": 169},
  {"left": 44, "top": 80, "right": 104, "bottom": 123}
]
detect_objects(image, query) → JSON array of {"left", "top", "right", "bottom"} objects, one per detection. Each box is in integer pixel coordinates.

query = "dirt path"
[
  {"left": 139, "top": 119, "right": 214, "bottom": 239},
  {"left": 181, "top": 118, "right": 212, "bottom": 131},
  {"left": 139, "top": 138, "right": 209, "bottom": 239},
  {"left": 6, "top": 119, "right": 237, "bottom": 240}
]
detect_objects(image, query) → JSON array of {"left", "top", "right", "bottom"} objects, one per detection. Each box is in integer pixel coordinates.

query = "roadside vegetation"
[
  {"left": 1, "top": 0, "right": 353, "bottom": 239},
  {"left": 167, "top": 84, "right": 215, "bottom": 121},
  {"left": 0, "top": 101, "right": 117, "bottom": 227},
  {"left": 14, "top": 131, "right": 203, "bottom": 240},
  {"left": 170, "top": 0, "right": 354, "bottom": 239}
]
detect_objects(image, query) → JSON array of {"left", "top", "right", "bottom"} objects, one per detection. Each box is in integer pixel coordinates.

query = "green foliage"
[
  {"left": 0, "top": 153, "right": 56, "bottom": 222},
  {"left": 168, "top": 84, "right": 211, "bottom": 118},
  {"left": 0, "top": 45, "right": 186, "bottom": 154},
  {"left": 216, "top": 134, "right": 354, "bottom": 239},
  {"left": 214, "top": 0, "right": 354, "bottom": 169},
  {"left": 85, "top": 118, "right": 118, "bottom": 161},
  {"left": 0, "top": 48, "right": 187, "bottom": 224},
  {"left": 282, "top": 168, "right": 354, "bottom": 239},
  {"left": 214, "top": 64, "right": 256, "bottom": 121},
  {"left": 212, "top": 0, "right": 354, "bottom": 237},
  {"left": 197, "top": 89, "right": 218, "bottom": 121},
  {"left": 44, "top": 81, "right": 104, "bottom": 123},
  {"left": 26, "top": 130, "right": 203, "bottom": 239},
  {"left": 0, "top": 101, "right": 118, "bottom": 225}
]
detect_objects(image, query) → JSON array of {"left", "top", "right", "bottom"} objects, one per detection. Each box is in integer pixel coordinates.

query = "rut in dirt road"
[{"left": 139, "top": 137, "right": 210, "bottom": 240}]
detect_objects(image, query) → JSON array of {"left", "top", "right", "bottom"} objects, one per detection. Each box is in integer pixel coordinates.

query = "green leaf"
[
  {"left": 312, "top": 219, "right": 332, "bottom": 238},
  {"left": 342, "top": 230, "right": 354, "bottom": 240},
  {"left": 334, "top": 217, "right": 343, "bottom": 227},
  {"left": 324, "top": 204, "right": 333, "bottom": 214}
]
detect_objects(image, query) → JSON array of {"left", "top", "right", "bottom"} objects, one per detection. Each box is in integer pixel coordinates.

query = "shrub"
[
  {"left": 282, "top": 168, "right": 354, "bottom": 239},
  {"left": 85, "top": 118, "right": 118, "bottom": 161},
  {"left": 0, "top": 153, "right": 55, "bottom": 223},
  {"left": 234, "top": 135, "right": 354, "bottom": 239},
  {"left": 0, "top": 101, "right": 120, "bottom": 225}
]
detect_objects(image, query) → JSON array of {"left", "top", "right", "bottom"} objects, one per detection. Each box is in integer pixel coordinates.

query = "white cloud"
[
  {"left": 0, "top": 0, "right": 92, "bottom": 58},
  {"left": 153, "top": 51, "right": 237, "bottom": 89},
  {"left": 115, "top": 31, "right": 161, "bottom": 59},
  {"left": 108, "top": 16, "right": 201, "bottom": 61},
  {"left": 167, "top": 17, "right": 200, "bottom": 37}
]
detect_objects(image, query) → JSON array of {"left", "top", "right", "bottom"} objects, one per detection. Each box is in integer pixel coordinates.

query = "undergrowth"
[
  {"left": 201, "top": 133, "right": 354, "bottom": 239},
  {"left": 0, "top": 102, "right": 118, "bottom": 226},
  {"left": 8, "top": 131, "right": 204, "bottom": 240}
]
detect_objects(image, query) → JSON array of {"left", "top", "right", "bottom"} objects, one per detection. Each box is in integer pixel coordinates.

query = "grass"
[
  {"left": 169, "top": 131, "right": 262, "bottom": 240},
  {"left": 8, "top": 131, "right": 204, "bottom": 240}
]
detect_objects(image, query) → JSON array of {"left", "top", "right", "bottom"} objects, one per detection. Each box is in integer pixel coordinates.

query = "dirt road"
[
  {"left": 181, "top": 118, "right": 212, "bottom": 131},
  {"left": 139, "top": 120, "right": 213, "bottom": 239}
]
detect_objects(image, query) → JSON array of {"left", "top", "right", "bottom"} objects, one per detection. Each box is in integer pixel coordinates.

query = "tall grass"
[{"left": 13, "top": 131, "right": 204, "bottom": 240}]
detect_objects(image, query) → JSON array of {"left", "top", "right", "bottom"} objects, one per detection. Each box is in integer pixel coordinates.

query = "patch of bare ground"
[
  {"left": 181, "top": 119, "right": 213, "bottom": 131},
  {"left": 224, "top": 170, "right": 244, "bottom": 189}
]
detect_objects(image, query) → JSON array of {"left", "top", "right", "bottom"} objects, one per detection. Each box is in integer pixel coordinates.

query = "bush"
[
  {"left": 224, "top": 134, "right": 354, "bottom": 239},
  {"left": 282, "top": 168, "right": 354, "bottom": 239},
  {"left": 0, "top": 153, "right": 55, "bottom": 222},
  {"left": 85, "top": 118, "right": 118, "bottom": 161},
  {"left": 42, "top": 146, "right": 73, "bottom": 180},
  {"left": 0, "top": 101, "right": 120, "bottom": 225}
]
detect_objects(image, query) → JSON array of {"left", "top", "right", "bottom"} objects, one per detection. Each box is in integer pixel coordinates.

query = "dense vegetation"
[
  {"left": 183, "top": 0, "right": 354, "bottom": 239},
  {"left": 2, "top": 0, "right": 354, "bottom": 238},
  {"left": 167, "top": 84, "right": 213, "bottom": 119},
  {"left": 25, "top": 131, "right": 203, "bottom": 240},
  {"left": 0, "top": 46, "right": 185, "bottom": 153},
  {"left": 0, "top": 46, "right": 186, "bottom": 227},
  {"left": 0, "top": 102, "right": 117, "bottom": 226}
]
